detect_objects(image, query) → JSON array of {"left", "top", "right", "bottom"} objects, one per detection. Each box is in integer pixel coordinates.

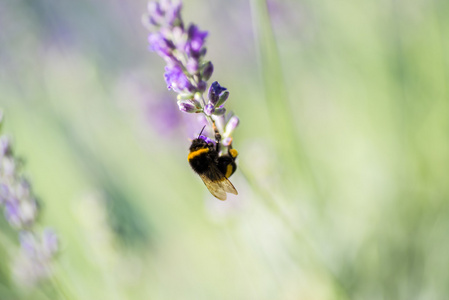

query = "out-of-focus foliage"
[{"left": 1, "top": 0, "right": 449, "bottom": 299}]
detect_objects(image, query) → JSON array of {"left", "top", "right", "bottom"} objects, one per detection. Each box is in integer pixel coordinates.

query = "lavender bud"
[
  {"left": 212, "top": 106, "right": 226, "bottom": 116},
  {"left": 207, "top": 81, "right": 227, "bottom": 106},
  {"left": 5, "top": 199, "right": 38, "bottom": 229},
  {"left": 14, "top": 230, "right": 58, "bottom": 286},
  {"left": 2, "top": 156, "right": 16, "bottom": 177},
  {"left": 5, "top": 201, "right": 21, "bottom": 228},
  {"left": 0, "top": 135, "right": 11, "bottom": 157},
  {"left": 164, "top": 1, "right": 183, "bottom": 26},
  {"left": 19, "top": 231, "right": 38, "bottom": 257},
  {"left": 147, "top": 2, "right": 164, "bottom": 26},
  {"left": 216, "top": 90, "right": 229, "bottom": 107},
  {"left": 197, "top": 80, "right": 207, "bottom": 92},
  {"left": 225, "top": 115, "right": 240, "bottom": 135},
  {"left": 201, "top": 61, "right": 214, "bottom": 81},
  {"left": 204, "top": 103, "right": 215, "bottom": 116},
  {"left": 177, "top": 100, "right": 201, "bottom": 113},
  {"left": 186, "top": 24, "right": 208, "bottom": 58},
  {"left": 42, "top": 228, "right": 59, "bottom": 257}
]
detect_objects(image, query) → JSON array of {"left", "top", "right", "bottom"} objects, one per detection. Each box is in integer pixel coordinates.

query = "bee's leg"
[
  {"left": 212, "top": 121, "right": 221, "bottom": 153},
  {"left": 227, "top": 137, "right": 233, "bottom": 152}
]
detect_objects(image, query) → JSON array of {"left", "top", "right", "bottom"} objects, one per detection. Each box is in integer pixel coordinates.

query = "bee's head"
[{"left": 190, "top": 135, "right": 215, "bottom": 151}]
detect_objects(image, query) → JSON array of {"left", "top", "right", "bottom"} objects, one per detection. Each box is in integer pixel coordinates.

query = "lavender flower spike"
[
  {"left": 144, "top": 0, "right": 239, "bottom": 154},
  {"left": 13, "top": 230, "right": 59, "bottom": 286},
  {"left": 144, "top": 0, "right": 210, "bottom": 95},
  {"left": 0, "top": 110, "right": 59, "bottom": 286}
]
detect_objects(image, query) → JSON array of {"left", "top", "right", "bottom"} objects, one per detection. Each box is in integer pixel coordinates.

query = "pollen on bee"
[
  {"left": 225, "top": 164, "right": 234, "bottom": 178},
  {"left": 229, "top": 149, "right": 238, "bottom": 158}
]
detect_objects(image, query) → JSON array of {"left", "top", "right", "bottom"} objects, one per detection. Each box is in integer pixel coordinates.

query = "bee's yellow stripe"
[
  {"left": 229, "top": 149, "right": 238, "bottom": 158},
  {"left": 188, "top": 148, "right": 209, "bottom": 161},
  {"left": 225, "top": 164, "right": 233, "bottom": 178}
]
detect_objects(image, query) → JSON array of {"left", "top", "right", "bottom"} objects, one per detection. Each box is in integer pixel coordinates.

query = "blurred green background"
[{"left": 1, "top": 0, "right": 449, "bottom": 299}]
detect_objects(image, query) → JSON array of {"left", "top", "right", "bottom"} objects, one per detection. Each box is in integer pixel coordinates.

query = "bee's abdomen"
[
  {"left": 217, "top": 155, "right": 237, "bottom": 178},
  {"left": 188, "top": 155, "right": 210, "bottom": 174}
]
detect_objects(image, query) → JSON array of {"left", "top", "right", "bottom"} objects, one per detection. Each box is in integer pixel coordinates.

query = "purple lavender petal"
[
  {"left": 164, "top": 1, "right": 183, "bottom": 26},
  {"left": 147, "top": 2, "right": 164, "bottom": 25},
  {"left": 225, "top": 115, "right": 240, "bottom": 135},
  {"left": 198, "top": 135, "right": 215, "bottom": 145},
  {"left": 164, "top": 63, "right": 192, "bottom": 92},
  {"left": 19, "top": 231, "right": 37, "bottom": 257},
  {"left": 178, "top": 100, "right": 200, "bottom": 113},
  {"left": 145, "top": 97, "right": 182, "bottom": 135},
  {"left": 186, "top": 24, "right": 208, "bottom": 57},
  {"left": 5, "top": 200, "right": 21, "bottom": 228},
  {"left": 204, "top": 103, "right": 215, "bottom": 116},
  {"left": 186, "top": 58, "right": 199, "bottom": 74},
  {"left": 148, "top": 33, "right": 174, "bottom": 57},
  {"left": 201, "top": 61, "right": 214, "bottom": 81}
]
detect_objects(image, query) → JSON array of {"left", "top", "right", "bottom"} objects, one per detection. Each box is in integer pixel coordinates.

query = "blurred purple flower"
[
  {"left": 4, "top": 198, "right": 37, "bottom": 229},
  {"left": 0, "top": 112, "right": 59, "bottom": 286},
  {"left": 0, "top": 135, "right": 11, "bottom": 157},
  {"left": 148, "top": 32, "right": 175, "bottom": 57},
  {"left": 146, "top": 97, "right": 182, "bottom": 134},
  {"left": 146, "top": 0, "right": 183, "bottom": 27},
  {"left": 13, "top": 230, "right": 59, "bottom": 286}
]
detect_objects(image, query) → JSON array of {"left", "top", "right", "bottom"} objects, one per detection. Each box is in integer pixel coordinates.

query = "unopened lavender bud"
[
  {"left": 197, "top": 80, "right": 207, "bottom": 92},
  {"left": 42, "top": 228, "right": 59, "bottom": 257},
  {"left": 212, "top": 106, "right": 226, "bottom": 116},
  {"left": 164, "top": 1, "right": 183, "bottom": 26},
  {"left": 216, "top": 90, "right": 229, "bottom": 107},
  {"left": 177, "top": 100, "right": 201, "bottom": 113},
  {"left": 147, "top": 2, "right": 164, "bottom": 26},
  {"left": 201, "top": 61, "right": 214, "bottom": 81},
  {"left": 204, "top": 103, "right": 215, "bottom": 116},
  {"left": 225, "top": 115, "right": 239, "bottom": 135},
  {"left": 207, "top": 81, "right": 228, "bottom": 106},
  {"left": 1, "top": 136, "right": 11, "bottom": 157},
  {"left": 191, "top": 99, "right": 203, "bottom": 109}
]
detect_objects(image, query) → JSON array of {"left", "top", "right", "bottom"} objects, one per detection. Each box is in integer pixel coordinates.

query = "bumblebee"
[{"left": 188, "top": 128, "right": 238, "bottom": 200}]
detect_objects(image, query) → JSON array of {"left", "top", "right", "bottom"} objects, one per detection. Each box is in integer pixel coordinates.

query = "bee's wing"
[{"left": 198, "top": 173, "right": 238, "bottom": 201}]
